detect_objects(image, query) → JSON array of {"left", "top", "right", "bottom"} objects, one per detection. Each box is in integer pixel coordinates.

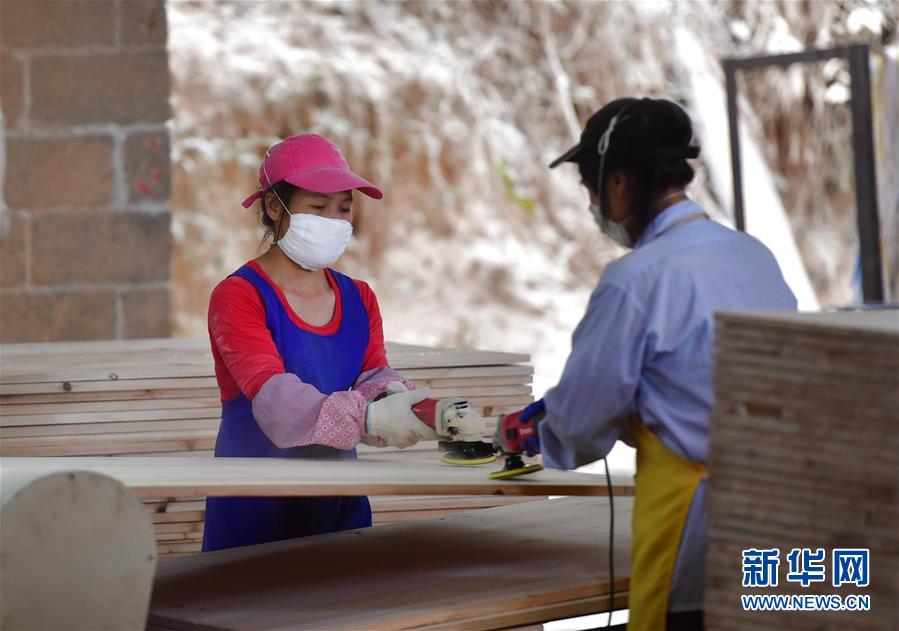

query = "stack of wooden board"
[
  {"left": 0, "top": 337, "right": 538, "bottom": 556},
  {"left": 147, "top": 496, "right": 633, "bottom": 630},
  {"left": 706, "top": 310, "right": 898, "bottom": 631},
  {"left": 0, "top": 338, "right": 532, "bottom": 457}
]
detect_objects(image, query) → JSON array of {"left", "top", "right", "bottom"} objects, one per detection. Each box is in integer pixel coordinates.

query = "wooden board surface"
[
  {"left": 705, "top": 311, "right": 898, "bottom": 631},
  {"left": 149, "top": 496, "right": 632, "bottom": 630},
  {"left": 0, "top": 455, "right": 629, "bottom": 499}
]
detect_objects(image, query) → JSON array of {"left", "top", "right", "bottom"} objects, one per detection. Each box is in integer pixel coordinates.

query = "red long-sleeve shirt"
[{"left": 208, "top": 261, "right": 389, "bottom": 403}]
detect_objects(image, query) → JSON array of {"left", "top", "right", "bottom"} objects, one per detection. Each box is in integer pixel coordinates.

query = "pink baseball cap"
[{"left": 241, "top": 134, "right": 383, "bottom": 208}]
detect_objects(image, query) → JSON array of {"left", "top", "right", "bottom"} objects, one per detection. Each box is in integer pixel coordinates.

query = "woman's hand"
[{"left": 365, "top": 383, "right": 437, "bottom": 448}]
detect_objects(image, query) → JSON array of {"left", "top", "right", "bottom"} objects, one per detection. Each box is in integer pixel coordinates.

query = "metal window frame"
[{"left": 723, "top": 43, "right": 884, "bottom": 303}]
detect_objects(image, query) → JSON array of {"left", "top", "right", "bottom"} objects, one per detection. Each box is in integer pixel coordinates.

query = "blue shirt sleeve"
[{"left": 539, "top": 281, "right": 648, "bottom": 470}]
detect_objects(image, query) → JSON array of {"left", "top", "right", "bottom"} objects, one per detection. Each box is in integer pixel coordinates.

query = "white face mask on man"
[
  {"left": 275, "top": 209, "right": 353, "bottom": 271},
  {"left": 590, "top": 202, "right": 634, "bottom": 249}
]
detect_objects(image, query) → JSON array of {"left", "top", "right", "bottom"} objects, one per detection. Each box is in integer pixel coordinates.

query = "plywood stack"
[
  {"left": 0, "top": 337, "right": 536, "bottom": 556},
  {"left": 0, "top": 339, "right": 532, "bottom": 457},
  {"left": 706, "top": 310, "right": 899, "bottom": 631}
]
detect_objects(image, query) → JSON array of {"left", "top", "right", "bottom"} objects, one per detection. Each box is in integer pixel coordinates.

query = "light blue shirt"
[{"left": 540, "top": 199, "right": 797, "bottom": 611}]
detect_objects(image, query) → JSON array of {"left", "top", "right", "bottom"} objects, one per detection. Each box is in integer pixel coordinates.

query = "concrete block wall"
[{"left": 0, "top": 0, "right": 172, "bottom": 342}]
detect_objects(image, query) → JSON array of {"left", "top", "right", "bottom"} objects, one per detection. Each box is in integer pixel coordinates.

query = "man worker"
[{"left": 496, "top": 97, "right": 797, "bottom": 630}]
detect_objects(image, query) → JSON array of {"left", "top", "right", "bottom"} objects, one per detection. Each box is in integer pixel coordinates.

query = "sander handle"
[{"left": 411, "top": 399, "right": 439, "bottom": 429}]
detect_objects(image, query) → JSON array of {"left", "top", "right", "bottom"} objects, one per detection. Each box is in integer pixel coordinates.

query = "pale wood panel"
[
  {"left": 0, "top": 437, "right": 218, "bottom": 457},
  {"left": 1, "top": 418, "right": 221, "bottom": 438},
  {"left": 150, "top": 510, "right": 205, "bottom": 524},
  {"left": 149, "top": 497, "right": 633, "bottom": 631},
  {"left": 145, "top": 499, "right": 206, "bottom": 513},
  {"left": 0, "top": 407, "right": 221, "bottom": 428},
  {"left": 0, "top": 377, "right": 220, "bottom": 396},
  {"left": 0, "top": 397, "right": 222, "bottom": 416},
  {"left": 0, "top": 388, "right": 219, "bottom": 405},
  {"left": 0, "top": 337, "right": 210, "bottom": 357},
  {"left": 0, "top": 455, "right": 625, "bottom": 499}
]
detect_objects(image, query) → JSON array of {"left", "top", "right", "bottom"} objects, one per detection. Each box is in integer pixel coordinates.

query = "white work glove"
[
  {"left": 365, "top": 382, "right": 437, "bottom": 448},
  {"left": 435, "top": 398, "right": 487, "bottom": 442}
]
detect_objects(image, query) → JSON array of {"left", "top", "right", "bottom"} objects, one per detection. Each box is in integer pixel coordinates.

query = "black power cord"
[{"left": 604, "top": 456, "right": 615, "bottom": 628}]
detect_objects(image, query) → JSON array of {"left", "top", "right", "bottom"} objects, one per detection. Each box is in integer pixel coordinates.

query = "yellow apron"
[{"left": 627, "top": 416, "right": 708, "bottom": 631}]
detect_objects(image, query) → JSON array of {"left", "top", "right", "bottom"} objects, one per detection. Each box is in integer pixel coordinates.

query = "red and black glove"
[{"left": 494, "top": 399, "right": 546, "bottom": 456}]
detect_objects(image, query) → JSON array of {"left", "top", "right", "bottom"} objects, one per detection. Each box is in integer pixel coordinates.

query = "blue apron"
[{"left": 202, "top": 264, "right": 373, "bottom": 552}]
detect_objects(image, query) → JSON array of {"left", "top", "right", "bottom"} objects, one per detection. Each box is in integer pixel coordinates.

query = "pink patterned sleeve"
[
  {"left": 353, "top": 365, "right": 416, "bottom": 397},
  {"left": 250, "top": 367, "right": 416, "bottom": 451}
]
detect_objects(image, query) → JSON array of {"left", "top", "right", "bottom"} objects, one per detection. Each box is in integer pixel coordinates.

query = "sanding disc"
[
  {"left": 441, "top": 452, "right": 497, "bottom": 466},
  {"left": 488, "top": 463, "right": 544, "bottom": 480}
]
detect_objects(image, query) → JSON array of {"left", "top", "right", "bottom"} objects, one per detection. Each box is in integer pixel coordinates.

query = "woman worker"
[
  {"left": 202, "top": 134, "right": 441, "bottom": 552},
  {"left": 495, "top": 98, "right": 797, "bottom": 630}
]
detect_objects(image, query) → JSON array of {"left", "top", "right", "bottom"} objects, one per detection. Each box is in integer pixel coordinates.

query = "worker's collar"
[{"left": 634, "top": 199, "right": 703, "bottom": 249}]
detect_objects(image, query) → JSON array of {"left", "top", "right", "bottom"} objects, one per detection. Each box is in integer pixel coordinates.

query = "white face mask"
[
  {"left": 590, "top": 202, "right": 634, "bottom": 249},
  {"left": 275, "top": 211, "right": 353, "bottom": 271}
]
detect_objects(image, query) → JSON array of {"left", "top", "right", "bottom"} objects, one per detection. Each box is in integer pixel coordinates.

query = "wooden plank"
[
  {"left": 0, "top": 337, "right": 209, "bottom": 357},
  {"left": 420, "top": 385, "right": 531, "bottom": 398},
  {"left": 150, "top": 510, "right": 205, "bottom": 524},
  {"left": 0, "top": 437, "right": 217, "bottom": 457},
  {"left": 0, "top": 388, "right": 219, "bottom": 405},
  {"left": 400, "top": 365, "right": 532, "bottom": 380},
  {"left": 369, "top": 495, "right": 545, "bottom": 512},
  {"left": 387, "top": 346, "right": 530, "bottom": 369},
  {"left": 0, "top": 455, "right": 624, "bottom": 499},
  {"left": 144, "top": 500, "right": 206, "bottom": 513},
  {"left": 156, "top": 542, "right": 203, "bottom": 555},
  {"left": 0, "top": 408, "right": 221, "bottom": 429},
  {"left": 153, "top": 522, "right": 205, "bottom": 534},
  {"left": 0, "top": 377, "right": 220, "bottom": 396},
  {"left": 1, "top": 418, "right": 221, "bottom": 438},
  {"left": 155, "top": 531, "right": 204, "bottom": 542},
  {"left": 0, "top": 428, "right": 219, "bottom": 448},
  {"left": 0, "top": 363, "right": 533, "bottom": 386},
  {"left": 412, "top": 375, "right": 530, "bottom": 388},
  {"left": 0, "top": 397, "right": 222, "bottom": 416},
  {"left": 0, "top": 363, "right": 219, "bottom": 384},
  {"left": 149, "top": 497, "right": 632, "bottom": 630}
]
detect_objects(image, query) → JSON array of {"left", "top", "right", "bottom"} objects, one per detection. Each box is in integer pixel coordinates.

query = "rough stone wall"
[{"left": 0, "top": 0, "right": 172, "bottom": 342}]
